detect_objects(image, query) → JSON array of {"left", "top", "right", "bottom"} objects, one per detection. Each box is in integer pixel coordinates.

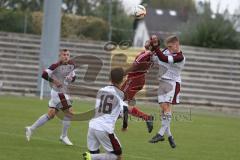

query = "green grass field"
[{"left": 0, "top": 96, "right": 239, "bottom": 160}]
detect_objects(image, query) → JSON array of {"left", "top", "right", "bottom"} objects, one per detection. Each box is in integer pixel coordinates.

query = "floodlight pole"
[{"left": 37, "top": 0, "right": 62, "bottom": 98}]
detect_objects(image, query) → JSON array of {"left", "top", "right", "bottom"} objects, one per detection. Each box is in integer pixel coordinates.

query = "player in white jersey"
[
  {"left": 83, "top": 68, "right": 128, "bottom": 160},
  {"left": 25, "top": 49, "right": 76, "bottom": 145},
  {"left": 149, "top": 36, "right": 185, "bottom": 148}
]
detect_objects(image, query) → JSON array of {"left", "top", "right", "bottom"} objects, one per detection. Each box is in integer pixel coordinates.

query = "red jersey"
[{"left": 127, "top": 51, "right": 153, "bottom": 78}]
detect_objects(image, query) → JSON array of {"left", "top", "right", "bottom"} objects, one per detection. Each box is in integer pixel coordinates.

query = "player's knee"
[
  {"left": 47, "top": 113, "right": 55, "bottom": 119},
  {"left": 160, "top": 102, "right": 168, "bottom": 107},
  {"left": 161, "top": 103, "right": 170, "bottom": 111},
  {"left": 47, "top": 109, "right": 57, "bottom": 119}
]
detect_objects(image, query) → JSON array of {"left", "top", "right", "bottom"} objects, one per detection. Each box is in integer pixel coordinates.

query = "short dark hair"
[
  {"left": 59, "top": 49, "right": 70, "bottom": 57},
  {"left": 165, "top": 35, "right": 179, "bottom": 44},
  {"left": 110, "top": 67, "right": 124, "bottom": 84},
  {"left": 61, "top": 49, "right": 69, "bottom": 52}
]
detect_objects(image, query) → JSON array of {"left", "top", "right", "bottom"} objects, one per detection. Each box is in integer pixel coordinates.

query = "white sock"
[
  {"left": 30, "top": 114, "right": 50, "bottom": 130},
  {"left": 165, "top": 112, "right": 172, "bottom": 137},
  {"left": 61, "top": 116, "right": 71, "bottom": 137},
  {"left": 165, "top": 127, "right": 172, "bottom": 137},
  {"left": 91, "top": 153, "right": 118, "bottom": 160},
  {"left": 158, "top": 117, "right": 168, "bottom": 136},
  {"left": 158, "top": 112, "right": 172, "bottom": 136}
]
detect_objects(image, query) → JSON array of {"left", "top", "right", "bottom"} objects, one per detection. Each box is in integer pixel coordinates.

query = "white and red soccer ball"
[{"left": 133, "top": 5, "right": 147, "bottom": 19}]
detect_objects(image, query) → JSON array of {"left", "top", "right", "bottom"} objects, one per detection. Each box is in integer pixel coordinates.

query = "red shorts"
[{"left": 121, "top": 74, "right": 145, "bottom": 101}]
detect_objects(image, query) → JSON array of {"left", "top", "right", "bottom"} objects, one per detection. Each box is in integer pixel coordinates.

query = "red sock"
[{"left": 129, "top": 107, "right": 150, "bottom": 121}]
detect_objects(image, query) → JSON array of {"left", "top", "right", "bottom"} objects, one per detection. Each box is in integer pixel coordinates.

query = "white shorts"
[
  {"left": 87, "top": 128, "right": 122, "bottom": 155},
  {"left": 48, "top": 89, "right": 72, "bottom": 110},
  {"left": 158, "top": 79, "right": 181, "bottom": 104}
]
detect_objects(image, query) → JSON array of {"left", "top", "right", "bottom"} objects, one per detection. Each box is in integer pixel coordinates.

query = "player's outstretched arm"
[{"left": 124, "top": 61, "right": 150, "bottom": 75}]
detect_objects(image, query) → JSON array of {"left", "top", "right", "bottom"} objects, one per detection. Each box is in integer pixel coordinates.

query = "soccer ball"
[{"left": 133, "top": 5, "right": 146, "bottom": 19}]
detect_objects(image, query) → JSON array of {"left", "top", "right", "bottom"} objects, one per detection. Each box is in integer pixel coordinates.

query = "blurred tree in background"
[
  {"left": 88, "top": 0, "right": 133, "bottom": 43},
  {"left": 180, "top": 2, "right": 240, "bottom": 49},
  {"left": 0, "top": 0, "right": 240, "bottom": 48},
  {"left": 62, "top": 14, "right": 109, "bottom": 40},
  {"left": 30, "top": 11, "right": 109, "bottom": 40},
  {"left": 0, "top": 0, "right": 43, "bottom": 11},
  {"left": 141, "top": 0, "right": 240, "bottom": 49},
  {"left": 0, "top": 0, "right": 133, "bottom": 42},
  {"left": 61, "top": 0, "right": 133, "bottom": 42},
  {"left": 0, "top": 8, "right": 33, "bottom": 33},
  {"left": 63, "top": 0, "right": 92, "bottom": 15},
  {"left": 0, "top": 0, "right": 43, "bottom": 34}
]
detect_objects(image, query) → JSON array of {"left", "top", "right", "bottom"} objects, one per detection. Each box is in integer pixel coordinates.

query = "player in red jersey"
[{"left": 121, "top": 35, "right": 161, "bottom": 133}]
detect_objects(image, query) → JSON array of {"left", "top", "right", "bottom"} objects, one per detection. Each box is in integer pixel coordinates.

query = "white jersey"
[
  {"left": 153, "top": 48, "right": 185, "bottom": 83},
  {"left": 43, "top": 60, "right": 76, "bottom": 93},
  {"left": 89, "top": 85, "right": 127, "bottom": 133}
]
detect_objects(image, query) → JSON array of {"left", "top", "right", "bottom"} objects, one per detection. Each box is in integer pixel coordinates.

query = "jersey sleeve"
[
  {"left": 131, "top": 51, "right": 151, "bottom": 72},
  {"left": 134, "top": 51, "right": 150, "bottom": 64},
  {"left": 155, "top": 49, "right": 184, "bottom": 63},
  {"left": 42, "top": 63, "right": 59, "bottom": 82}
]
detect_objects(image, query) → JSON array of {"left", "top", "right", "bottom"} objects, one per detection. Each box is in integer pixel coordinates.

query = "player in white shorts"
[
  {"left": 25, "top": 49, "right": 76, "bottom": 145},
  {"left": 149, "top": 36, "right": 185, "bottom": 148},
  {"left": 83, "top": 67, "right": 128, "bottom": 160}
]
